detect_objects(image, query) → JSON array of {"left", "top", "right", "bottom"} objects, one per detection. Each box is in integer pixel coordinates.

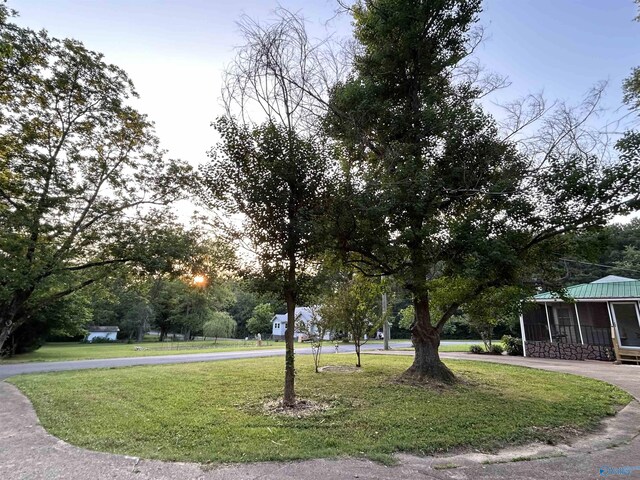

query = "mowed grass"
[
  {"left": 394, "top": 343, "right": 491, "bottom": 352},
  {"left": 1, "top": 339, "right": 419, "bottom": 363},
  {"left": 9, "top": 355, "right": 630, "bottom": 464},
  {"left": 0, "top": 340, "right": 286, "bottom": 363}
]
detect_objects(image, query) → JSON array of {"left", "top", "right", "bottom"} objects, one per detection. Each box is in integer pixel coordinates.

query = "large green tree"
[
  {"left": 324, "top": 0, "right": 640, "bottom": 381},
  {"left": 0, "top": 10, "right": 192, "bottom": 353}
]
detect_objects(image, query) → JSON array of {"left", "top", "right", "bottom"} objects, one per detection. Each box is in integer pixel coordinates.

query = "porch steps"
[
  {"left": 616, "top": 351, "right": 640, "bottom": 365},
  {"left": 611, "top": 327, "right": 640, "bottom": 365}
]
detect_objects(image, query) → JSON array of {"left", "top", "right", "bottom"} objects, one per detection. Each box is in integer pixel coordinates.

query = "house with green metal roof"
[{"left": 520, "top": 275, "right": 640, "bottom": 363}]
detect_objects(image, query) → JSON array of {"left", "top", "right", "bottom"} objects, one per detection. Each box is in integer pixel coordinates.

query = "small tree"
[
  {"left": 203, "top": 312, "right": 236, "bottom": 344},
  {"left": 296, "top": 306, "right": 327, "bottom": 372},
  {"left": 247, "top": 303, "right": 275, "bottom": 337},
  {"left": 464, "top": 287, "right": 523, "bottom": 351},
  {"left": 321, "top": 275, "right": 382, "bottom": 367}
]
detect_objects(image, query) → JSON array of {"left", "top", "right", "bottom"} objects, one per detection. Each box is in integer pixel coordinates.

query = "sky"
[{"left": 9, "top": 0, "right": 640, "bottom": 218}]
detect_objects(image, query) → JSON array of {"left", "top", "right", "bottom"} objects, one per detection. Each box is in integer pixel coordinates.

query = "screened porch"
[{"left": 521, "top": 302, "right": 613, "bottom": 347}]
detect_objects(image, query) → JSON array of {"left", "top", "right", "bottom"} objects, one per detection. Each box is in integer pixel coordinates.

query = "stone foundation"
[{"left": 525, "top": 341, "right": 615, "bottom": 361}]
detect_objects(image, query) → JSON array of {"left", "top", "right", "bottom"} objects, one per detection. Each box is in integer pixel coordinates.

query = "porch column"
[
  {"left": 606, "top": 302, "right": 617, "bottom": 344},
  {"left": 519, "top": 313, "right": 527, "bottom": 357},
  {"left": 573, "top": 303, "right": 585, "bottom": 344},
  {"left": 544, "top": 303, "right": 553, "bottom": 342}
]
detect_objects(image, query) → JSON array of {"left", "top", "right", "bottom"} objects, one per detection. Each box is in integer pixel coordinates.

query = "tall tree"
[
  {"left": 200, "top": 10, "right": 334, "bottom": 407},
  {"left": 200, "top": 119, "right": 331, "bottom": 406},
  {"left": 324, "top": 0, "right": 640, "bottom": 382},
  {"left": 0, "top": 11, "right": 192, "bottom": 353}
]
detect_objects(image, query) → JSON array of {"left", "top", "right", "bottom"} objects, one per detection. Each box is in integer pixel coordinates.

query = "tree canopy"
[
  {"left": 0, "top": 10, "right": 193, "bottom": 354},
  {"left": 323, "top": 0, "right": 640, "bottom": 381},
  {"left": 247, "top": 303, "right": 275, "bottom": 336}
]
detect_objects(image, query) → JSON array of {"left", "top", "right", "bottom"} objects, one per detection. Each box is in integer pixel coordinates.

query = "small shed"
[
  {"left": 520, "top": 276, "right": 640, "bottom": 363},
  {"left": 86, "top": 326, "right": 119, "bottom": 342}
]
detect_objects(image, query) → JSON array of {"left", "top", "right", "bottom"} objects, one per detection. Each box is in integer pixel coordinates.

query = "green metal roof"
[{"left": 534, "top": 280, "right": 640, "bottom": 300}]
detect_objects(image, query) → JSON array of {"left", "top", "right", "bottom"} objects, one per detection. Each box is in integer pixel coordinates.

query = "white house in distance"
[
  {"left": 85, "top": 326, "right": 119, "bottom": 342},
  {"left": 272, "top": 307, "right": 331, "bottom": 341}
]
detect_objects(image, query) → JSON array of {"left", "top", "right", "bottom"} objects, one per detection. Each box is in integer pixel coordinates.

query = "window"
[{"left": 274, "top": 323, "right": 280, "bottom": 329}]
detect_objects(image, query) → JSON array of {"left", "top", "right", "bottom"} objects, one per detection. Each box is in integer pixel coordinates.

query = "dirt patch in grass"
[
  {"left": 390, "top": 371, "right": 479, "bottom": 391},
  {"left": 319, "top": 365, "right": 361, "bottom": 374},
  {"left": 262, "top": 398, "right": 332, "bottom": 417},
  {"left": 527, "top": 424, "right": 587, "bottom": 445},
  {"left": 392, "top": 375, "right": 455, "bottom": 391}
]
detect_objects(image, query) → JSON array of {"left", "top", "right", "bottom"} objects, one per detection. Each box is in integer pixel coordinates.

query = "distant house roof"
[
  {"left": 272, "top": 307, "right": 318, "bottom": 324},
  {"left": 87, "top": 326, "right": 120, "bottom": 332},
  {"left": 591, "top": 275, "right": 636, "bottom": 283},
  {"left": 534, "top": 277, "right": 640, "bottom": 300}
]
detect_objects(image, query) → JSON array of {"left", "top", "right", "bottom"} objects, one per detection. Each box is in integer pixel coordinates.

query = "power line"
[{"left": 560, "top": 257, "right": 640, "bottom": 275}]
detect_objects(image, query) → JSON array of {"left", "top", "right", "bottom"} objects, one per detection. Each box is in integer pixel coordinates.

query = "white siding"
[{"left": 271, "top": 307, "right": 331, "bottom": 340}]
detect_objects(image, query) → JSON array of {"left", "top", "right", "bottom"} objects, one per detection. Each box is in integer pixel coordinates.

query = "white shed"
[{"left": 86, "top": 326, "right": 119, "bottom": 342}]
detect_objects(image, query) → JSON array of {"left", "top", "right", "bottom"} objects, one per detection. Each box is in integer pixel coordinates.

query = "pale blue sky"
[{"left": 10, "top": 0, "right": 640, "bottom": 171}]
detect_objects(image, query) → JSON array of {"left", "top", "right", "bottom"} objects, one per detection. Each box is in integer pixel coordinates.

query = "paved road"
[{"left": 0, "top": 341, "right": 412, "bottom": 379}]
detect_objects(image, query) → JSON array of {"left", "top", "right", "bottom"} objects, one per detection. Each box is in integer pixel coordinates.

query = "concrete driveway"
[{"left": 1, "top": 350, "right": 638, "bottom": 479}]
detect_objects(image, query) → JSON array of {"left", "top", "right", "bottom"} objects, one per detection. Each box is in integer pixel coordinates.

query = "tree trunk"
[
  {"left": 0, "top": 293, "right": 29, "bottom": 355},
  {"left": 480, "top": 330, "right": 490, "bottom": 351},
  {"left": 355, "top": 340, "right": 361, "bottom": 367},
  {"left": 0, "top": 321, "right": 12, "bottom": 355},
  {"left": 136, "top": 325, "right": 144, "bottom": 343},
  {"left": 283, "top": 289, "right": 296, "bottom": 407},
  {"left": 402, "top": 294, "right": 455, "bottom": 383}
]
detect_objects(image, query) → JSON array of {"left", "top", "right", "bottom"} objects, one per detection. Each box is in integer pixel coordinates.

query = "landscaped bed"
[{"left": 8, "top": 355, "right": 631, "bottom": 465}]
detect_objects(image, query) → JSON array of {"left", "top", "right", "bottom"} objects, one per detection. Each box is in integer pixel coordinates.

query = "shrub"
[
  {"left": 490, "top": 344, "right": 504, "bottom": 355},
  {"left": 469, "top": 344, "right": 484, "bottom": 354},
  {"left": 501, "top": 335, "right": 523, "bottom": 356}
]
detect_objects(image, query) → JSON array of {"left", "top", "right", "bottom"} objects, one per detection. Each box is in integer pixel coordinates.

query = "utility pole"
[{"left": 382, "top": 291, "right": 390, "bottom": 350}]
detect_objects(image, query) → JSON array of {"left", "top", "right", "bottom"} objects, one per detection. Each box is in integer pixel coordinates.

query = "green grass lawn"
[
  {"left": 9, "top": 355, "right": 630, "bottom": 465},
  {"left": 0, "top": 340, "right": 286, "bottom": 363},
  {"left": 394, "top": 343, "right": 489, "bottom": 352},
  {"left": 438, "top": 343, "right": 486, "bottom": 352},
  {"left": 1, "top": 339, "right": 419, "bottom": 364}
]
